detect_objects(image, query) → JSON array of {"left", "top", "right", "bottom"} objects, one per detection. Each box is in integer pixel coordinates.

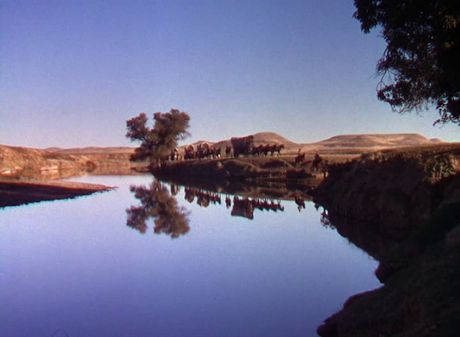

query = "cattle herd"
[{"left": 170, "top": 135, "right": 285, "bottom": 161}]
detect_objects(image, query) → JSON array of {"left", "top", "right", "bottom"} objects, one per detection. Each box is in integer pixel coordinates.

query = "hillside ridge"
[{"left": 3, "top": 132, "right": 444, "bottom": 156}]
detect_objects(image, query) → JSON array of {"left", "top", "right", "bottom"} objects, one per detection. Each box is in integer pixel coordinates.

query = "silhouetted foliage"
[
  {"left": 127, "top": 181, "right": 190, "bottom": 238},
  {"left": 354, "top": 0, "right": 460, "bottom": 125},
  {"left": 126, "top": 109, "right": 191, "bottom": 165}
]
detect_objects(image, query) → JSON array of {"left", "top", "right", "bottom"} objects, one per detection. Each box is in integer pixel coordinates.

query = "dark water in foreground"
[{"left": 1, "top": 175, "right": 380, "bottom": 337}]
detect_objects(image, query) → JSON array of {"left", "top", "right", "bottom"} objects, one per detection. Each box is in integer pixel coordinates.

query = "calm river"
[{"left": 1, "top": 175, "right": 380, "bottom": 336}]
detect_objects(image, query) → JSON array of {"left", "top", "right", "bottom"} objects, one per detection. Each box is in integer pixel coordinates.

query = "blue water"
[{"left": 0, "top": 175, "right": 380, "bottom": 337}]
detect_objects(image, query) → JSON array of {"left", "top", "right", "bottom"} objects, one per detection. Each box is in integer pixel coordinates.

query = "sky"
[{"left": 1, "top": 0, "right": 459, "bottom": 149}]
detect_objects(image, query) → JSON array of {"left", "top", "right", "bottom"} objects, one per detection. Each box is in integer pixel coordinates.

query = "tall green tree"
[
  {"left": 354, "top": 0, "right": 460, "bottom": 125},
  {"left": 126, "top": 109, "right": 191, "bottom": 165}
]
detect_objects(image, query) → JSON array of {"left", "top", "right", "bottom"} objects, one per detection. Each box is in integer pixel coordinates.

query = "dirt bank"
[
  {"left": 0, "top": 145, "right": 128, "bottom": 207},
  {"left": 0, "top": 180, "right": 115, "bottom": 208},
  {"left": 151, "top": 156, "right": 322, "bottom": 183},
  {"left": 313, "top": 144, "right": 460, "bottom": 337},
  {"left": 0, "top": 144, "right": 137, "bottom": 180}
]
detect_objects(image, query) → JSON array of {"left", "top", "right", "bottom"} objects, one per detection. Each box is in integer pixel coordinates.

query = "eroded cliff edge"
[{"left": 312, "top": 144, "right": 460, "bottom": 337}]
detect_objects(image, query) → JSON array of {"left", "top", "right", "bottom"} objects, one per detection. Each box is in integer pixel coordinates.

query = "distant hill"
[
  {"left": 38, "top": 132, "right": 444, "bottom": 156},
  {"left": 46, "top": 146, "right": 134, "bottom": 154},
  {"left": 252, "top": 132, "right": 298, "bottom": 146},
  {"left": 312, "top": 133, "right": 435, "bottom": 148},
  {"left": 181, "top": 132, "right": 441, "bottom": 155}
]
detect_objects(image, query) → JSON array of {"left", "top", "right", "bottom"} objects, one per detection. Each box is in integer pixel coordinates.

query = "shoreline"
[
  {"left": 0, "top": 179, "right": 115, "bottom": 208},
  {"left": 313, "top": 147, "right": 460, "bottom": 336}
]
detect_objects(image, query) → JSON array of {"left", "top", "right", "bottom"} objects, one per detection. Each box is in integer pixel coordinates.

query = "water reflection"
[
  {"left": 128, "top": 181, "right": 314, "bottom": 238},
  {"left": 166, "top": 177, "right": 314, "bottom": 217},
  {"left": 127, "top": 178, "right": 316, "bottom": 237},
  {"left": 183, "top": 185, "right": 286, "bottom": 220},
  {"left": 314, "top": 203, "right": 335, "bottom": 230},
  {"left": 126, "top": 181, "right": 190, "bottom": 238}
]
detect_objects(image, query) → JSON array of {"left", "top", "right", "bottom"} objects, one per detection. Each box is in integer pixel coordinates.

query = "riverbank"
[
  {"left": 0, "top": 144, "right": 134, "bottom": 208},
  {"left": 0, "top": 180, "right": 115, "bottom": 208},
  {"left": 151, "top": 156, "right": 323, "bottom": 182},
  {"left": 313, "top": 143, "right": 460, "bottom": 337}
]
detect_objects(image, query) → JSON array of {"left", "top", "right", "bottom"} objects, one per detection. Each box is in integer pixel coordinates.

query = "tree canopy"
[
  {"left": 354, "top": 0, "right": 460, "bottom": 125},
  {"left": 126, "top": 109, "right": 191, "bottom": 164}
]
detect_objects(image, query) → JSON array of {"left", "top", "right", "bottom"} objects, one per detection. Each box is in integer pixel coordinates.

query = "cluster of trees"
[
  {"left": 354, "top": 0, "right": 459, "bottom": 125},
  {"left": 126, "top": 109, "right": 190, "bottom": 166}
]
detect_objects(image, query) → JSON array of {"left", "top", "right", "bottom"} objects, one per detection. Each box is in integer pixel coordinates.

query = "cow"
[
  {"left": 197, "top": 142, "right": 211, "bottom": 159},
  {"left": 210, "top": 146, "right": 221, "bottom": 159},
  {"left": 169, "top": 148, "right": 180, "bottom": 161},
  {"left": 184, "top": 144, "right": 195, "bottom": 160},
  {"left": 225, "top": 145, "right": 232, "bottom": 157}
]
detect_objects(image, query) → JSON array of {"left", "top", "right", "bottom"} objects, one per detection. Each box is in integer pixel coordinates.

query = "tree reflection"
[{"left": 127, "top": 181, "right": 190, "bottom": 238}]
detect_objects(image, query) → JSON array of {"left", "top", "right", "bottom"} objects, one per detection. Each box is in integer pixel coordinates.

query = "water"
[{"left": 1, "top": 175, "right": 380, "bottom": 337}]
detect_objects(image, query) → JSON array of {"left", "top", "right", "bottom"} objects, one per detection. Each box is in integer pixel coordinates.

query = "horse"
[
  {"left": 274, "top": 144, "right": 284, "bottom": 156},
  {"left": 252, "top": 145, "right": 263, "bottom": 157},
  {"left": 295, "top": 151, "right": 306, "bottom": 166},
  {"left": 261, "top": 144, "right": 271, "bottom": 157},
  {"left": 311, "top": 153, "right": 322, "bottom": 172}
]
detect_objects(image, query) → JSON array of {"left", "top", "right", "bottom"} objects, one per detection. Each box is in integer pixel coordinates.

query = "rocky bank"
[{"left": 313, "top": 144, "right": 460, "bottom": 336}]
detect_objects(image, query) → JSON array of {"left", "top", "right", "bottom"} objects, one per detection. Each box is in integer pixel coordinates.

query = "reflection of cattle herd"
[
  {"left": 170, "top": 135, "right": 285, "bottom": 161},
  {"left": 180, "top": 185, "right": 285, "bottom": 220}
]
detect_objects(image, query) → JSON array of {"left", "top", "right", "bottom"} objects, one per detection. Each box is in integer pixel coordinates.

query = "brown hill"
[
  {"left": 1, "top": 132, "right": 444, "bottom": 176},
  {"left": 46, "top": 147, "right": 134, "bottom": 155},
  {"left": 252, "top": 132, "right": 297, "bottom": 146},
  {"left": 313, "top": 133, "right": 435, "bottom": 148},
  {"left": 0, "top": 144, "right": 135, "bottom": 180},
  {"left": 0, "top": 144, "right": 97, "bottom": 179},
  {"left": 43, "top": 132, "right": 440, "bottom": 156},
  {"left": 181, "top": 132, "right": 441, "bottom": 155}
]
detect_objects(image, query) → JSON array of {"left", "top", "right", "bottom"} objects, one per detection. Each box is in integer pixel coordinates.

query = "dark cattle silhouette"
[
  {"left": 225, "top": 145, "right": 232, "bottom": 157},
  {"left": 184, "top": 145, "right": 195, "bottom": 160},
  {"left": 197, "top": 142, "right": 211, "bottom": 159},
  {"left": 210, "top": 146, "right": 221, "bottom": 159},
  {"left": 169, "top": 148, "right": 180, "bottom": 161}
]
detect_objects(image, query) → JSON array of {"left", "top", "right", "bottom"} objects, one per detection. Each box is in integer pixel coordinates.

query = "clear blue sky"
[{"left": 1, "top": 0, "right": 458, "bottom": 148}]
